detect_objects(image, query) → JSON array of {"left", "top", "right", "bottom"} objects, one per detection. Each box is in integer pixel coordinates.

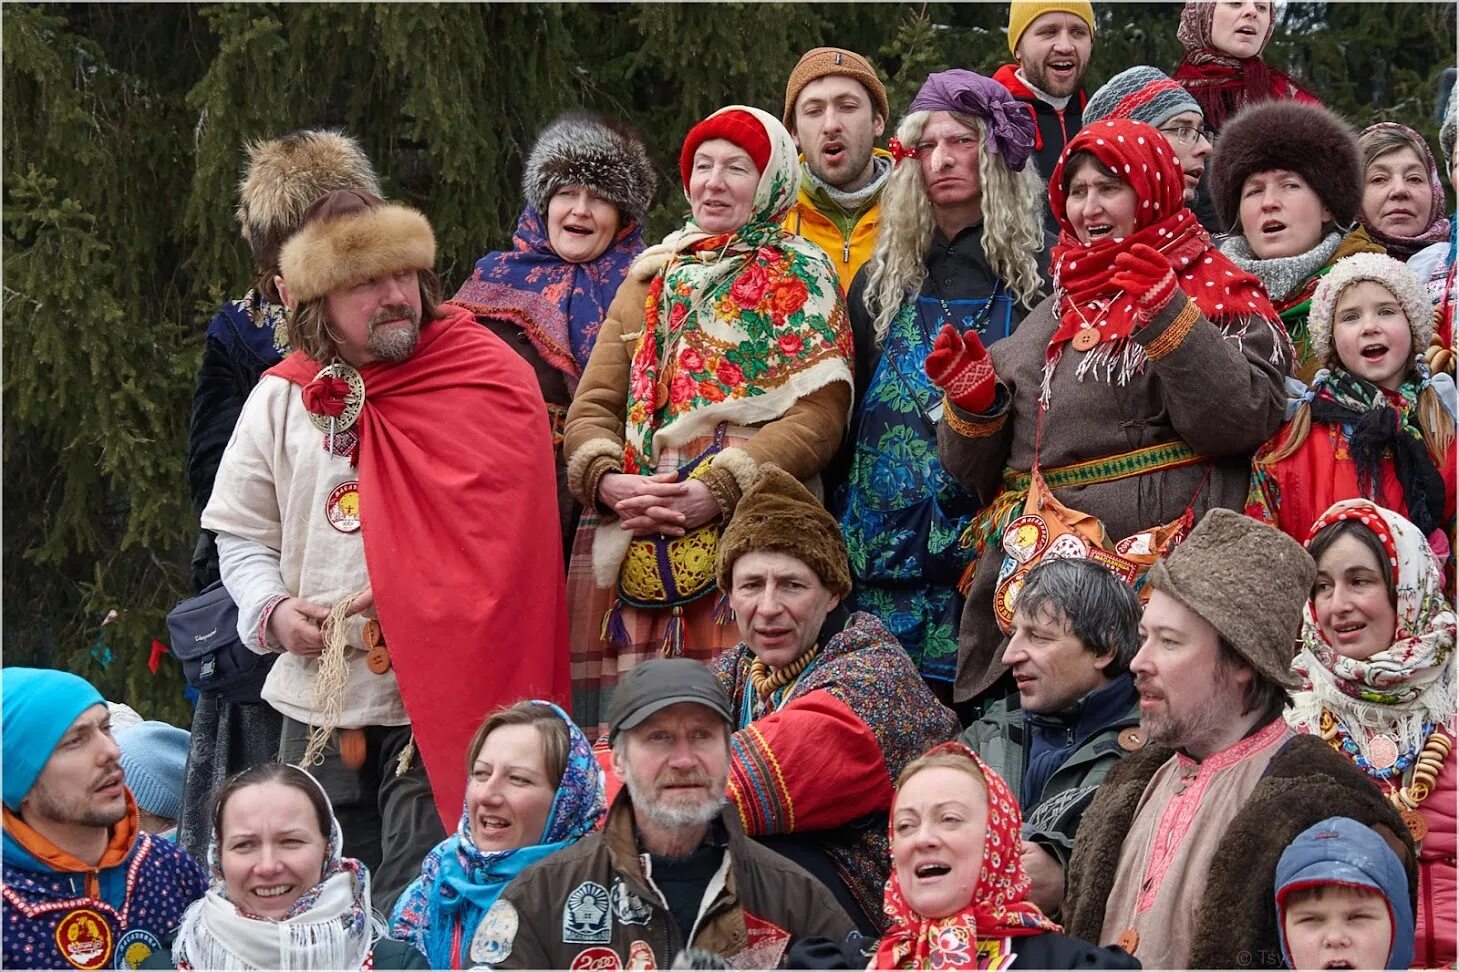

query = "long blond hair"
[{"left": 863, "top": 111, "right": 1046, "bottom": 344}]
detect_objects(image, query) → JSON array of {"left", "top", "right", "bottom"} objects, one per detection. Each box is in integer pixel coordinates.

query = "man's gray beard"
[
  {"left": 367, "top": 319, "right": 420, "bottom": 362},
  {"left": 624, "top": 770, "right": 727, "bottom": 831}
]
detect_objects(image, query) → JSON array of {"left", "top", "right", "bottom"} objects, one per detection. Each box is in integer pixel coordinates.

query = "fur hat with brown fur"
[
  {"left": 716, "top": 464, "right": 851, "bottom": 597},
  {"left": 279, "top": 190, "right": 435, "bottom": 305},
  {"left": 521, "top": 113, "right": 657, "bottom": 225},
  {"left": 1209, "top": 100, "right": 1362, "bottom": 234},
  {"left": 236, "top": 130, "right": 382, "bottom": 272}
]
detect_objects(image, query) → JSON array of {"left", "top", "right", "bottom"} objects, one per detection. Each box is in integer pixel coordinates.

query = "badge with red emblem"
[
  {"left": 570, "top": 946, "right": 621, "bottom": 970},
  {"left": 326, "top": 481, "right": 362, "bottom": 533},
  {"left": 54, "top": 908, "right": 111, "bottom": 970}
]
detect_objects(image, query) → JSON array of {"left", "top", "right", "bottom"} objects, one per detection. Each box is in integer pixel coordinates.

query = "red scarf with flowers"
[
  {"left": 267, "top": 305, "right": 569, "bottom": 828},
  {"left": 874, "top": 743, "right": 1061, "bottom": 970},
  {"left": 1047, "top": 119, "right": 1277, "bottom": 356}
]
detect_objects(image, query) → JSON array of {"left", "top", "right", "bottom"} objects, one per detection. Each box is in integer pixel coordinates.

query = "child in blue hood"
[{"left": 1275, "top": 817, "right": 1415, "bottom": 970}]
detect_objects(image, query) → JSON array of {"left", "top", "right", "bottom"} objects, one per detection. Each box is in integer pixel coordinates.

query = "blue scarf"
[
  {"left": 389, "top": 702, "right": 605, "bottom": 968},
  {"left": 450, "top": 207, "right": 643, "bottom": 389}
]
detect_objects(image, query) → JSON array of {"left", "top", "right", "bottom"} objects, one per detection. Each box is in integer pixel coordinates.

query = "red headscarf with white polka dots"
[{"left": 1047, "top": 118, "right": 1276, "bottom": 351}]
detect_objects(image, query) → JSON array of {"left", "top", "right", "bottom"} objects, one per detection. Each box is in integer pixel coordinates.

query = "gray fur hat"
[
  {"left": 1209, "top": 100, "right": 1362, "bottom": 234},
  {"left": 1146, "top": 508, "right": 1315, "bottom": 690},
  {"left": 1308, "top": 252, "right": 1433, "bottom": 370},
  {"left": 522, "top": 112, "right": 657, "bottom": 225}
]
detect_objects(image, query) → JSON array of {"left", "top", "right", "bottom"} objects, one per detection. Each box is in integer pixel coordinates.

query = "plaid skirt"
[{"left": 566, "top": 429, "right": 748, "bottom": 743}]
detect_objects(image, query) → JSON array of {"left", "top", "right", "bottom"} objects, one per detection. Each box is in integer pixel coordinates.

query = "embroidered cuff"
[
  {"left": 943, "top": 392, "right": 1009, "bottom": 439},
  {"left": 1135, "top": 295, "right": 1201, "bottom": 363},
  {"left": 699, "top": 465, "right": 742, "bottom": 519},
  {"left": 257, "top": 593, "right": 290, "bottom": 653}
]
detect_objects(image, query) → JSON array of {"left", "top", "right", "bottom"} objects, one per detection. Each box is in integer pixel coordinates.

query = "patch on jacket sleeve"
[
  {"left": 54, "top": 908, "right": 111, "bottom": 970},
  {"left": 611, "top": 879, "right": 653, "bottom": 925},
  {"left": 726, "top": 912, "right": 789, "bottom": 969},
  {"left": 114, "top": 928, "right": 162, "bottom": 970},
  {"left": 471, "top": 899, "right": 519, "bottom": 966},
  {"left": 570, "top": 945, "right": 622, "bottom": 969},
  {"left": 563, "top": 881, "right": 612, "bottom": 944}
]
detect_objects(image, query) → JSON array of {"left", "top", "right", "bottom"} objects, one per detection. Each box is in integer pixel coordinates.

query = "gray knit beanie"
[
  {"left": 1085, "top": 66, "right": 1203, "bottom": 130},
  {"left": 1146, "top": 509, "right": 1315, "bottom": 690},
  {"left": 1308, "top": 252, "right": 1433, "bottom": 370}
]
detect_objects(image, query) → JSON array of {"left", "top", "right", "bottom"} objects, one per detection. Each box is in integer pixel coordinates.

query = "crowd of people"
[{"left": 3, "top": 1, "right": 1456, "bottom": 969}]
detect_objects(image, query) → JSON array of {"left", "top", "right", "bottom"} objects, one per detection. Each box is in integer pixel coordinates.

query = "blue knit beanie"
[
  {"left": 116, "top": 721, "right": 189, "bottom": 822},
  {"left": 2, "top": 667, "right": 106, "bottom": 811}
]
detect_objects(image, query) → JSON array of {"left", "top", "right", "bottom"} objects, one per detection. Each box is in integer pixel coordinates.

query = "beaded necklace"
[
  {"left": 1320, "top": 709, "right": 1453, "bottom": 843},
  {"left": 1318, "top": 709, "right": 1430, "bottom": 780}
]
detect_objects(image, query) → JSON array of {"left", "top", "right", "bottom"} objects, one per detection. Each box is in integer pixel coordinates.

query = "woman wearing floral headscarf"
[
  {"left": 1287, "top": 499, "right": 1456, "bottom": 968},
  {"left": 932, "top": 118, "right": 1289, "bottom": 708},
  {"left": 563, "top": 106, "right": 854, "bottom": 739},
  {"left": 786, "top": 742, "right": 1137, "bottom": 969},
  {"left": 389, "top": 701, "right": 604, "bottom": 968},
  {"left": 1171, "top": 0, "right": 1319, "bottom": 135},
  {"left": 154, "top": 763, "right": 426, "bottom": 969}
]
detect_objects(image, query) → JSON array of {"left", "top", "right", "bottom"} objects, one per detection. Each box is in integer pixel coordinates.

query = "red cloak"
[{"left": 268, "top": 304, "right": 569, "bottom": 827}]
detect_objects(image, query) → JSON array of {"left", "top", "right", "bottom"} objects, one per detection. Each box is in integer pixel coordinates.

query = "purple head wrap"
[{"left": 908, "top": 69, "right": 1036, "bottom": 172}]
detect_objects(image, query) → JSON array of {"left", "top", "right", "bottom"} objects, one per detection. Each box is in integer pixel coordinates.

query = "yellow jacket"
[{"left": 782, "top": 150, "right": 890, "bottom": 294}]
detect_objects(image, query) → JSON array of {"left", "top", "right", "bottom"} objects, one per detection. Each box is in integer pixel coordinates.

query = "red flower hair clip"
[{"left": 887, "top": 136, "right": 919, "bottom": 164}]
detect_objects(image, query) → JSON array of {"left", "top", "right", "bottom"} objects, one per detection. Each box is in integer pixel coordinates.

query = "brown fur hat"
[
  {"left": 236, "top": 130, "right": 382, "bottom": 272},
  {"left": 521, "top": 112, "right": 657, "bottom": 225},
  {"left": 716, "top": 465, "right": 851, "bottom": 597},
  {"left": 1209, "top": 100, "right": 1362, "bottom": 233},
  {"left": 278, "top": 190, "right": 435, "bottom": 304},
  {"left": 1146, "top": 508, "right": 1315, "bottom": 689}
]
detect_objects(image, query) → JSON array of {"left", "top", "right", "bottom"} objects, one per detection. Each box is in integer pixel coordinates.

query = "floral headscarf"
[
  {"left": 173, "top": 771, "right": 374, "bottom": 970},
  {"left": 874, "top": 743, "right": 1060, "bottom": 970},
  {"left": 1046, "top": 119, "right": 1279, "bottom": 382},
  {"left": 451, "top": 207, "right": 645, "bottom": 389},
  {"left": 622, "top": 105, "right": 853, "bottom": 473},
  {"left": 1357, "top": 123, "right": 1453, "bottom": 260},
  {"left": 1291, "top": 500, "right": 1457, "bottom": 758},
  {"left": 389, "top": 702, "right": 605, "bottom": 969}
]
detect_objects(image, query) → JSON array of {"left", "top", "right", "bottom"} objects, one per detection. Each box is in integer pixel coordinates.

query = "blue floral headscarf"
[{"left": 388, "top": 702, "right": 605, "bottom": 968}]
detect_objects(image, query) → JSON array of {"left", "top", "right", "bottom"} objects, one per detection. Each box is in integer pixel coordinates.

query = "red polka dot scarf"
[{"left": 1047, "top": 118, "right": 1276, "bottom": 353}]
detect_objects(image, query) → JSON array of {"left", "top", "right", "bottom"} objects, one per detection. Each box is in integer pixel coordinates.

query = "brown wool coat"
[
  {"left": 564, "top": 274, "right": 851, "bottom": 518},
  {"left": 1063, "top": 731, "right": 1417, "bottom": 970},
  {"left": 938, "top": 294, "right": 1289, "bottom": 703}
]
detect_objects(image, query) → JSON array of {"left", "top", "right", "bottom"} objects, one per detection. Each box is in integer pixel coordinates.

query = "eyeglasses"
[{"left": 1158, "top": 124, "right": 1210, "bottom": 146}]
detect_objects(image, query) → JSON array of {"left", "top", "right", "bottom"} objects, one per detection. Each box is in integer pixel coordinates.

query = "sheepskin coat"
[{"left": 1063, "top": 729, "right": 1417, "bottom": 970}]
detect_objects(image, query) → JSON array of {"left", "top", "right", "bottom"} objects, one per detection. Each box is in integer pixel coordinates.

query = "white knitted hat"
[{"left": 1308, "top": 252, "right": 1433, "bottom": 370}]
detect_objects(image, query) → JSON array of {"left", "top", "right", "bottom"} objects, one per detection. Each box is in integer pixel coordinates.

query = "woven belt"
[{"left": 1001, "top": 440, "right": 1204, "bottom": 494}]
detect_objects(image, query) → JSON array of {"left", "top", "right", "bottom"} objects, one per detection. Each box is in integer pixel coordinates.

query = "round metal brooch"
[{"left": 306, "top": 363, "right": 365, "bottom": 435}]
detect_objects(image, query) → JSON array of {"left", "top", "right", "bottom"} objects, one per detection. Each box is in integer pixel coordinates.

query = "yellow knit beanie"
[{"left": 1008, "top": 1, "right": 1095, "bottom": 56}]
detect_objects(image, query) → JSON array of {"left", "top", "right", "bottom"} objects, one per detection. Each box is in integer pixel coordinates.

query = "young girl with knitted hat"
[{"left": 1248, "top": 252, "right": 1456, "bottom": 561}]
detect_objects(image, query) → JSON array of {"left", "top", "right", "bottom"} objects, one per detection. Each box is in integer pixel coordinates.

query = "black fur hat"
[
  {"left": 521, "top": 112, "right": 658, "bottom": 225},
  {"left": 1209, "top": 100, "right": 1363, "bottom": 234}
]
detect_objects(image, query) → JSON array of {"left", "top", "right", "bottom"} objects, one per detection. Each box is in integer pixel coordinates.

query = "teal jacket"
[{"left": 960, "top": 678, "right": 1143, "bottom": 869}]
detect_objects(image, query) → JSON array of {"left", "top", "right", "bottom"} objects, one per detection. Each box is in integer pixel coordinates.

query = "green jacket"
[{"left": 960, "top": 680, "right": 1143, "bottom": 869}]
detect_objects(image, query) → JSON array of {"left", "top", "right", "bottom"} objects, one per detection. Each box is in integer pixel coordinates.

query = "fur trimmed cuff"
[
  {"left": 280, "top": 203, "right": 435, "bottom": 304},
  {"left": 566, "top": 438, "right": 623, "bottom": 507},
  {"left": 709, "top": 447, "right": 758, "bottom": 517},
  {"left": 699, "top": 466, "right": 743, "bottom": 519}
]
